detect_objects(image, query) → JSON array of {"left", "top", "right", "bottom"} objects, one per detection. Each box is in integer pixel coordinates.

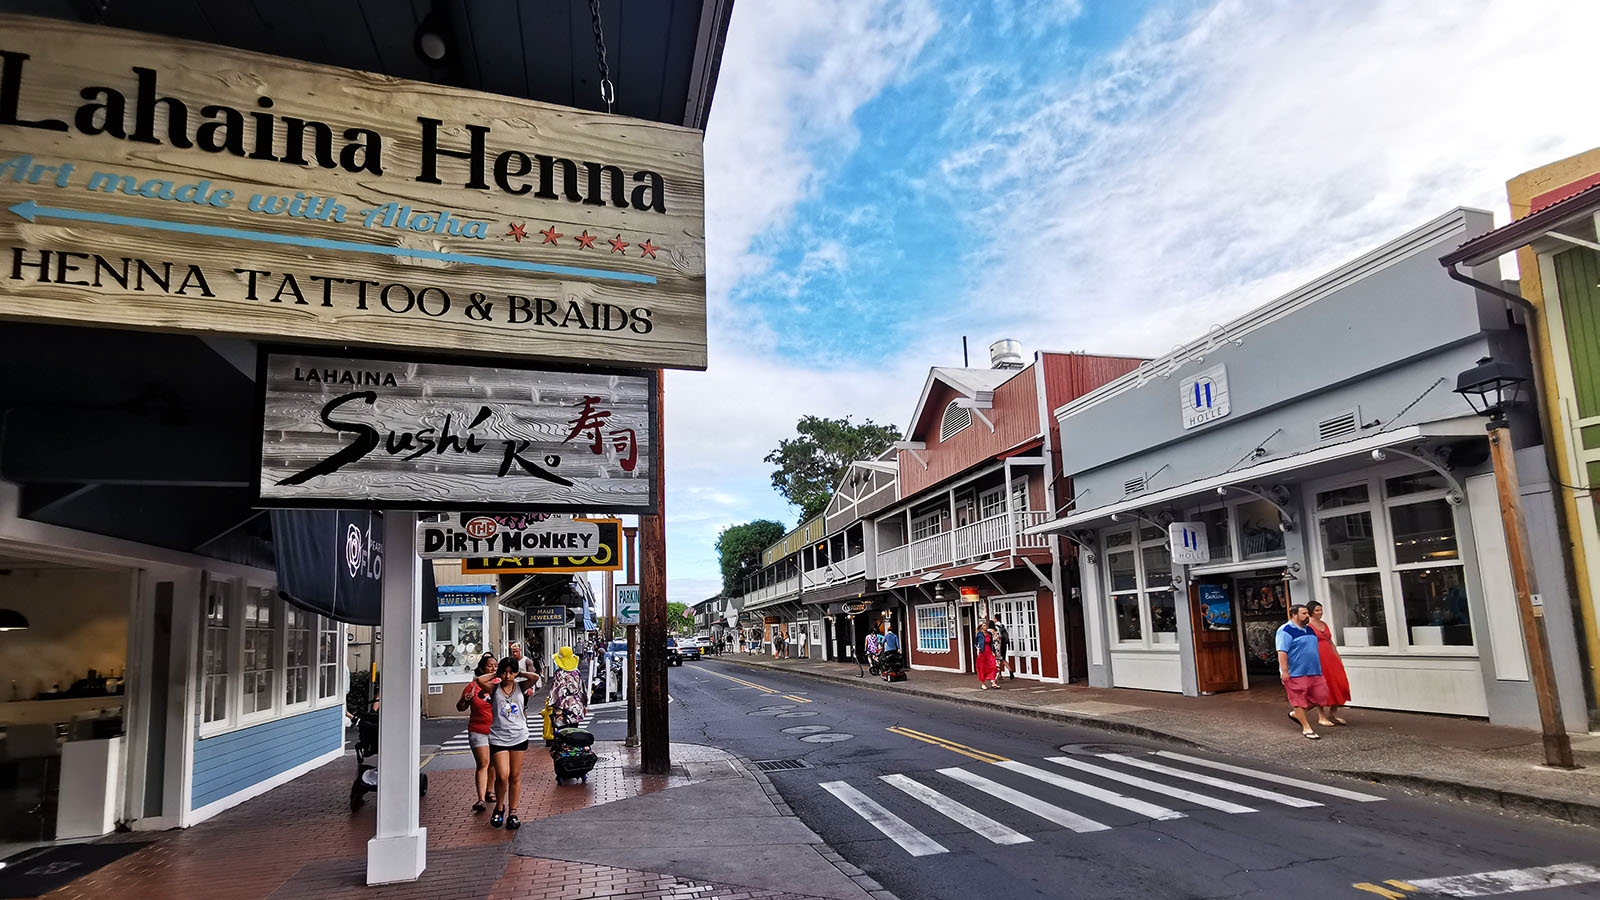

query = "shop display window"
[
  {"left": 202, "top": 581, "right": 231, "bottom": 726},
  {"left": 915, "top": 603, "right": 952, "bottom": 652},
  {"left": 1312, "top": 467, "right": 1473, "bottom": 651},
  {"left": 1188, "top": 497, "right": 1287, "bottom": 571},
  {"left": 317, "top": 617, "right": 341, "bottom": 701},
  {"left": 242, "top": 589, "right": 276, "bottom": 718},
  {"left": 284, "top": 605, "right": 312, "bottom": 708},
  {"left": 1105, "top": 527, "right": 1177, "bottom": 647},
  {"left": 200, "top": 579, "right": 346, "bottom": 738},
  {"left": 431, "top": 611, "right": 485, "bottom": 681}
]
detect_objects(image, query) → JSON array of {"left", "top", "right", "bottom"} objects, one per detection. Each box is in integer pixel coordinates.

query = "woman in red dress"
[
  {"left": 1306, "top": 601, "right": 1350, "bottom": 725},
  {"left": 974, "top": 622, "right": 1000, "bottom": 690}
]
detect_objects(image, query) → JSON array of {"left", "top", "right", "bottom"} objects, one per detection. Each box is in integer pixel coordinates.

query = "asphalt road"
[{"left": 639, "top": 658, "right": 1600, "bottom": 900}]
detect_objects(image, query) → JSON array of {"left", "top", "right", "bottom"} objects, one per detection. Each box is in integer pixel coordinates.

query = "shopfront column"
[{"left": 367, "top": 512, "right": 425, "bottom": 885}]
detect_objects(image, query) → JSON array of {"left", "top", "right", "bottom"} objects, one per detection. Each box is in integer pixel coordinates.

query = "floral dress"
[{"left": 549, "top": 667, "right": 587, "bottom": 725}]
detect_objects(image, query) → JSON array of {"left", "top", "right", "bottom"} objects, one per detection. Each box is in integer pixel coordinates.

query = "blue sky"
[{"left": 662, "top": 0, "right": 1600, "bottom": 604}]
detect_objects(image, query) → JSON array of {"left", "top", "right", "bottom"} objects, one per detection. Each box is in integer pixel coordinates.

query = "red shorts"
[{"left": 1284, "top": 675, "right": 1329, "bottom": 709}]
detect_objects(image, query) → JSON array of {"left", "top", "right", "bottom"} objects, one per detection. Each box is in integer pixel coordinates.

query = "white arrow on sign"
[{"left": 617, "top": 584, "right": 641, "bottom": 626}]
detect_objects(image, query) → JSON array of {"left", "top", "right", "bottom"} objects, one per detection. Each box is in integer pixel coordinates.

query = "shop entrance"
[
  {"left": 990, "top": 594, "right": 1042, "bottom": 678},
  {"left": 1189, "top": 580, "right": 1243, "bottom": 693},
  {"left": 1236, "top": 573, "right": 1292, "bottom": 679}
]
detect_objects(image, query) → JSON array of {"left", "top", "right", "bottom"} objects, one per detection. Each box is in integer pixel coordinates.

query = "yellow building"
[{"left": 1442, "top": 149, "right": 1600, "bottom": 726}]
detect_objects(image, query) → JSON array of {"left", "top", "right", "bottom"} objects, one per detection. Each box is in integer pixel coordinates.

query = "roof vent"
[
  {"left": 1317, "top": 409, "right": 1360, "bottom": 442},
  {"left": 990, "top": 339, "right": 1025, "bottom": 369},
  {"left": 1124, "top": 476, "right": 1146, "bottom": 495},
  {"left": 940, "top": 402, "right": 972, "bottom": 441}
]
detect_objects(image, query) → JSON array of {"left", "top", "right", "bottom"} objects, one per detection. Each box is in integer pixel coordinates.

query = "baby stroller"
[
  {"left": 878, "top": 647, "right": 908, "bottom": 683},
  {"left": 549, "top": 707, "right": 599, "bottom": 783},
  {"left": 350, "top": 708, "right": 429, "bottom": 810}
]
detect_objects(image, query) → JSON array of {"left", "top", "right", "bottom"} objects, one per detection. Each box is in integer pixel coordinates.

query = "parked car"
[
  {"left": 677, "top": 637, "right": 703, "bottom": 660},
  {"left": 666, "top": 637, "right": 684, "bottom": 667}
]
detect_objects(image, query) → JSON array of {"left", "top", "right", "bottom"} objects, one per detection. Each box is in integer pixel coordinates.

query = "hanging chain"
[{"left": 587, "top": 0, "right": 616, "bottom": 112}]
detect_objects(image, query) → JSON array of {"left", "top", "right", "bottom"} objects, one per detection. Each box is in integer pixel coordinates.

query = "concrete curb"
[
  {"left": 719, "top": 745, "right": 899, "bottom": 900},
  {"left": 712, "top": 657, "right": 1600, "bottom": 829}
]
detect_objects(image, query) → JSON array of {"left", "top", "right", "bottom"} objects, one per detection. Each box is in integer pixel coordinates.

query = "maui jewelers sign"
[
  {"left": 256, "top": 351, "right": 655, "bottom": 512},
  {"left": 0, "top": 16, "right": 706, "bottom": 368}
]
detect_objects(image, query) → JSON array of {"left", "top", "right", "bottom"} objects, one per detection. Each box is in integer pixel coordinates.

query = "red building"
[{"left": 874, "top": 343, "right": 1143, "bottom": 681}]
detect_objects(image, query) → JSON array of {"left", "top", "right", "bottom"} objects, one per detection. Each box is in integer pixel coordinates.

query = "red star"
[
  {"left": 574, "top": 230, "right": 597, "bottom": 250},
  {"left": 505, "top": 223, "right": 527, "bottom": 242},
  {"left": 607, "top": 235, "right": 630, "bottom": 254},
  {"left": 637, "top": 240, "right": 659, "bottom": 259},
  {"left": 539, "top": 225, "right": 563, "bottom": 245}
]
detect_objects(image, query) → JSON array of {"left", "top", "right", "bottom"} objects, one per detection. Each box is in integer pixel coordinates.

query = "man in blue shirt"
[
  {"left": 882, "top": 629, "right": 900, "bottom": 653},
  {"left": 1276, "top": 603, "right": 1330, "bottom": 739}
]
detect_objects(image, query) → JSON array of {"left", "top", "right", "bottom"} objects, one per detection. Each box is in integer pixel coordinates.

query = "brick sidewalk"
[{"left": 40, "top": 742, "right": 837, "bottom": 900}]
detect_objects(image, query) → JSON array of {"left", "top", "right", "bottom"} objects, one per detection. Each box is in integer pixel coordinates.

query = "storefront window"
[
  {"left": 431, "top": 611, "right": 485, "bottom": 681},
  {"left": 1113, "top": 593, "right": 1143, "bottom": 641},
  {"left": 1313, "top": 468, "right": 1472, "bottom": 651},
  {"left": 202, "top": 582, "right": 230, "bottom": 725},
  {"left": 284, "top": 606, "right": 312, "bottom": 707},
  {"left": 1108, "top": 548, "right": 1137, "bottom": 592},
  {"left": 1235, "top": 498, "right": 1286, "bottom": 560},
  {"left": 1196, "top": 507, "right": 1232, "bottom": 560},
  {"left": 317, "top": 617, "right": 340, "bottom": 701},
  {"left": 1325, "top": 573, "right": 1388, "bottom": 646},
  {"left": 242, "top": 589, "right": 276, "bottom": 716},
  {"left": 915, "top": 604, "right": 951, "bottom": 652},
  {"left": 1105, "top": 527, "right": 1177, "bottom": 647}
]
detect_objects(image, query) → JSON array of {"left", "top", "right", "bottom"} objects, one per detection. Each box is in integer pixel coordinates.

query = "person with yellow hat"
[{"left": 547, "top": 646, "right": 587, "bottom": 727}]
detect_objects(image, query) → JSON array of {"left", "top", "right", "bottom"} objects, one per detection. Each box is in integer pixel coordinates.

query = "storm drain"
[{"left": 753, "top": 759, "right": 812, "bottom": 772}]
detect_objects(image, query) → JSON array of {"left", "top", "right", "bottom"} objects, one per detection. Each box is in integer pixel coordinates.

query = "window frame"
[
  {"left": 914, "top": 603, "right": 953, "bottom": 653},
  {"left": 316, "top": 615, "right": 343, "bottom": 707},
  {"left": 198, "top": 578, "right": 236, "bottom": 737},
  {"left": 282, "top": 603, "right": 314, "bottom": 713},
  {"left": 1186, "top": 497, "right": 1289, "bottom": 575},
  {"left": 911, "top": 511, "right": 942, "bottom": 541},
  {"left": 1307, "top": 465, "right": 1476, "bottom": 656},
  {"left": 1103, "top": 525, "right": 1179, "bottom": 650},
  {"left": 238, "top": 586, "right": 280, "bottom": 726}
]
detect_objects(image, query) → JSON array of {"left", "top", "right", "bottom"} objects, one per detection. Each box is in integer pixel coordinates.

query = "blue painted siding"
[{"left": 191, "top": 705, "right": 343, "bottom": 810}]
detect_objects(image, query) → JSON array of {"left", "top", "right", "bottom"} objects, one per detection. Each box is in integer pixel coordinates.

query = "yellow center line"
[
  {"left": 1352, "top": 884, "right": 1408, "bottom": 899},
  {"left": 698, "top": 666, "right": 782, "bottom": 694},
  {"left": 885, "top": 726, "right": 1009, "bottom": 763},
  {"left": 783, "top": 695, "right": 813, "bottom": 703},
  {"left": 1383, "top": 882, "right": 1419, "bottom": 892}
]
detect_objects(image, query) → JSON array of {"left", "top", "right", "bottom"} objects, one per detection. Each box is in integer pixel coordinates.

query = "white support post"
[{"left": 367, "top": 511, "right": 426, "bottom": 885}]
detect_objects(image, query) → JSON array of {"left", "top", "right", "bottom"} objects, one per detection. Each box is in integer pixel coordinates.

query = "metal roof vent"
[
  {"left": 1317, "top": 409, "right": 1360, "bottom": 442},
  {"left": 1124, "top": 476, "right": 1146, "bottom": 495},
  {"left": 990, "top": 339, "right": 1025, "bottom": 369},
  {"left": 940, "top": 401, "right": 972, "bottom": 441}
]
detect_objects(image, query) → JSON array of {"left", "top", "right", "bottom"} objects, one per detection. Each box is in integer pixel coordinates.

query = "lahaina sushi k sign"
[
  {"left": 0, "top": 15, "right": 706, "bottom": 369},
  {"left": 255, "top": 349, "right": 656, "bottom": 513}
]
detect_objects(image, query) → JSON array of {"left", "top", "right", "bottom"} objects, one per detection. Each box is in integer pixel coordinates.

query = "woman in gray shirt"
[{"left": 474, "top": 656, "right": 532, "bottom": 829}]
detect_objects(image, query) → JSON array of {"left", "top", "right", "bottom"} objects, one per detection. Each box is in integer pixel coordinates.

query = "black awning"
[
  {"left": 803, "top": 578, "right": 870, "bottom": 607},
  {"left": 271, "top": 510, "right": 439, "bottom": 625}
]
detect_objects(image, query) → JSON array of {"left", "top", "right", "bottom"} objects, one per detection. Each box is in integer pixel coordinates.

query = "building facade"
[{"left": 1039, "top": 209, "right": 1589, "bottom": 728}]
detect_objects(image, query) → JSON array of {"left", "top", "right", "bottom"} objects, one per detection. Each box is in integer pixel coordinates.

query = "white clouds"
[
  {"left": 672, "top": 1, "right": 940, "bottom": 602},
  {"left": 941, "top": 0, "right": 1600, "bottom": 356}
]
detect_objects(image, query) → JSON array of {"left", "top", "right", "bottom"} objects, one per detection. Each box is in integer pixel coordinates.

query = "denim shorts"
[{"left": 468, "top": 732, "right": 491, "bottom": 750}]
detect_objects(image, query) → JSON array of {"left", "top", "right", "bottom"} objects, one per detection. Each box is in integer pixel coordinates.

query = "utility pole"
[
  {"left": 624, "top": 525, "right": 639, "bottom": 748},
  {"left": 639, "top": 370, "right": 670, "bottom": 775},
  {"left": 1487, "top": 425, "right": 1576, "bottom": 768}
]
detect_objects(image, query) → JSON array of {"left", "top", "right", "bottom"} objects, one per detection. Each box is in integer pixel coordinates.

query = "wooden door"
[{"left": 1190, "top": 582, "right": 1244, "bottom": 693}]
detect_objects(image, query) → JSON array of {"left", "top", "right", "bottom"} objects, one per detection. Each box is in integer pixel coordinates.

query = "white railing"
[
  {"left": 746, "top": 576, "right": 799, "bottom": 605},
  {"left": 875, "top": 510, "right": 1054, "bottom": 580}
]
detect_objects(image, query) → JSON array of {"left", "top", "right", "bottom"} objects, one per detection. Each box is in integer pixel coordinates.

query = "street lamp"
[{"left": 1454, "top": 356, "right": 1576, "bottom": 769}]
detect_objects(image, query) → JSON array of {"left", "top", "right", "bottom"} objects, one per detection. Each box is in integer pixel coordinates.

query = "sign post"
[
  {"left": 624, "top": 527, "right": 640, "bottom": 748},
  {"left": 640, "top": 374, "right": 670, "bottom": 775}
]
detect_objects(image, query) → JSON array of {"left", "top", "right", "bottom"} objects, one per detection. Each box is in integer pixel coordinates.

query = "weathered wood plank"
[{"left": 0, "top": 14, "right": 706, "bottom": 369}]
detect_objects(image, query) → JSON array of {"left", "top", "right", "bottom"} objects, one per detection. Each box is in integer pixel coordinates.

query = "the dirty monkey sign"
[{"left": 255, "top": 350, "right": 656, "bottom": 513}]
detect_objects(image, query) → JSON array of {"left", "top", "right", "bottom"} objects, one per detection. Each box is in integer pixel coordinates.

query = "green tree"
[
  {"left": 765, "top": 415, "right": 902, "bottom": 522},
  {"left": 715, "top": 520, "right": 787, "bottom": 596},
  {"left": 667, "top": 601, "right": 692, "bottom": 634}
]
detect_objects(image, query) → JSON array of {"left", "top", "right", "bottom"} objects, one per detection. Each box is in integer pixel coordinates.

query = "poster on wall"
[
  {"left": 1197, "top": 583, "right": 1232, "bottom": 631},
  {"left": 0, "top": 15, "right": 706, "bottom": 370},
  {"left": 255, "top": 350, "right": 655, "bottom": 512}
]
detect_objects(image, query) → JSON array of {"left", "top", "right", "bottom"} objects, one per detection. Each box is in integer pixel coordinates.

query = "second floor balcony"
[{"left": 875, "top": 510, "right": 1052, "bottom": 581}]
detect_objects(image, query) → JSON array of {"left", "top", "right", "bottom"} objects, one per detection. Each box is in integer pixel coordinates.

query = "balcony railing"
[{"left": 874, "top": 510, "right": 1054, "bottom": 580}]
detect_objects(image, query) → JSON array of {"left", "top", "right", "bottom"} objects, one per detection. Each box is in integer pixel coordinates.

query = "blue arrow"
[{"left": 8, "top": 200, "right": 656, "bottom": 284}]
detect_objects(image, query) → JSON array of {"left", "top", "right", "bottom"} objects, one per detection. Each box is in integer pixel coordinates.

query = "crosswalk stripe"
[
  {"left": 821, "top": 781, "right": 947, "bottom": 856},
  {"left": 1044, "top": 757, "right": 1256, "bottom": 814},
  {"left": 879, "top": 774, "right": 1033, "bottom": 845},
  {"left": 1155, "top": 751, "right": 1386, "bottom": 803},
  {"left": 1100, "top": 754, "right": 1322, "bottom": 808},
  {"left": 937, "top": 767, "right": 1110, "bottom": 834},
  {"left": 996, "top": 761, "right": 1185, "bottom": 821}
]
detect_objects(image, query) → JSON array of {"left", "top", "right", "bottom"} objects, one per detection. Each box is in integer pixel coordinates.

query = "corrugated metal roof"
[{"left": 1442, "top": 181, "right": 1600, "bottom": 267}]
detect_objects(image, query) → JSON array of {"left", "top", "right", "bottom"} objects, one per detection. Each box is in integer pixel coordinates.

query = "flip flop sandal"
[
  {"left": 472, "top": 800, "right": 486, "bottom": 813},
  {"left": 491, "top": 808, "right": 505, "bottom": 828},
  {"left": 485, "top": 792, "right": 496, "bottom": 803},
  {"left": 1332, "top": 717, "right": 1349, "bottom": 726},
  {"left": 1301, "top": 731, "right": 1320, "bottom": 740}
]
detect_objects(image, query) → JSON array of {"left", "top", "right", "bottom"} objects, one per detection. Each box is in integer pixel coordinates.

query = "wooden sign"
[
  {"left": 459, "top": 517, "right": 623, "bottom": 573},
  {"left": 419, "top": 515, "right": 601, "bottom": 559},
  {"left": 0, "top": 16, "right": 706, "bottom": 369},
  {"left": 256, "top": 350, "right": 655, "bottom": 512}
]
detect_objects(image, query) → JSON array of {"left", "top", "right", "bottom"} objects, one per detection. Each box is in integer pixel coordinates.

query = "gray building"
[{"left": 1033, "top": 208, "right": 1588, "bottom": 728}]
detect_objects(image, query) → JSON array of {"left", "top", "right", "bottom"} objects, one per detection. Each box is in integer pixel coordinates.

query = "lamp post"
[{"left": 1454, "top": 356, "right": 1576, "bottom": 769}]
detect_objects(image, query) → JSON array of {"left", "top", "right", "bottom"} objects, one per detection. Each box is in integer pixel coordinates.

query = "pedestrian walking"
[
  {"left": 474, "top": 657, "right": 530, "bottom": 829},
  {"left": 510, "top": 641, "right": 542, "bottom": 696},
  {"left": 1276, "top": 604, "right": 1329, "bottom": 739},
  {"left": 547, "top": 646, "right": 587, "bottom": 727},
  {"left": 1305, "top": 601, "right": 1350, "bottom": 726},
  {"left": 989, "top": 617, "right": 1015, "bottom": 680},
  {"left": 974, "top": 622, "right": 1000, "bottom": 689},
  {"left": 457, "top": 652, "right": 498, "bottom": 812}
]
